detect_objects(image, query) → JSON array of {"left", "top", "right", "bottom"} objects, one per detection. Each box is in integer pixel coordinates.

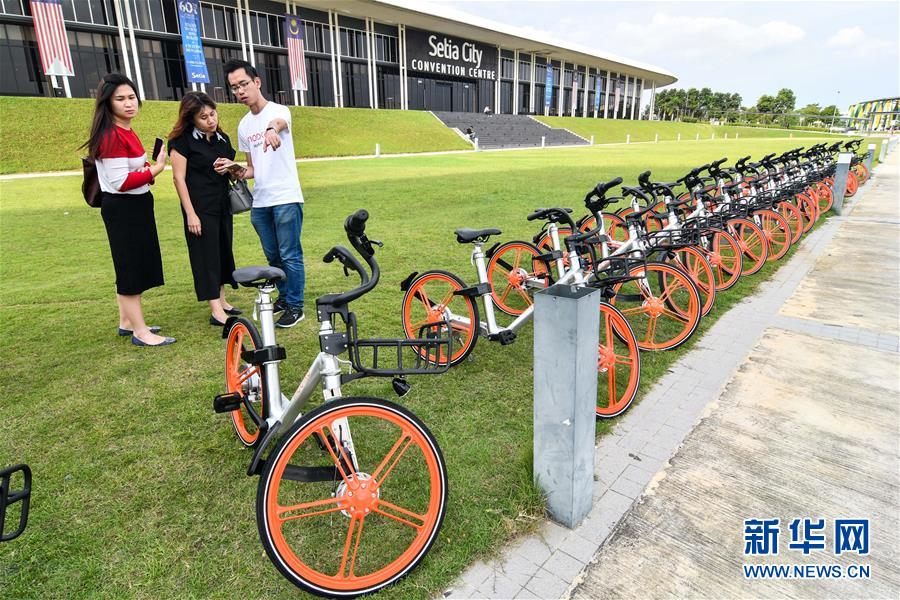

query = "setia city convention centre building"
[{"left": 0, "top": 0, "right": 676, "bottom": 119}]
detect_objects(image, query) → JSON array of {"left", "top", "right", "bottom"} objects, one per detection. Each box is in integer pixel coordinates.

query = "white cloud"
[
  {"left": 826, "top": 26, "right": 894, "bottom": 57},
  {"left": 605, "top": 12, "right": 806, "bottom": 61},
  {"left": 826, "top": 26, "right": 866, "bottom": 47}
]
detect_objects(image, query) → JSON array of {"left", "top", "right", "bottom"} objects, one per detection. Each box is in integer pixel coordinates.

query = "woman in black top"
[{"left": 168, "top": 92, "right": 240, "bottom": 326}]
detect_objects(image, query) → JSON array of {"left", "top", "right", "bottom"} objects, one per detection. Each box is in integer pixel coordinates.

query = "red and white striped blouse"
[{"left": 96, "top": 126, "right": 153, "bottom": 194}]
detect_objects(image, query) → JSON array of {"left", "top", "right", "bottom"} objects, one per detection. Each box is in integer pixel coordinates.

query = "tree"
[
  {"left": 820, "top": 105, "right": 840, "bottom": 118},
  {"left": 799, "top": 103, "right": 822, "bottom": 116},
  {"left": 756, "top": 94, "right": 775, "bottom": 113},
  {"left": 773, "top": 88, "right": 796, "bottom": 114}
]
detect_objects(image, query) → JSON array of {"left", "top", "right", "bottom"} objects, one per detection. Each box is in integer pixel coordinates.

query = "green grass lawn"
[
  {"left": 0, "top": 137, "right": 850, "bottom": 598},
  {"left": 536, "top": 115, "right": 849, "bottom": 144},
  {"left": 0, "top": 97, "right": 469, "bottom": 174}
]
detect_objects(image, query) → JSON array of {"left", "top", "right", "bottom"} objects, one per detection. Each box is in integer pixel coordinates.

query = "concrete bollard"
[
  {"left": 626, "top": 134, "right": 630, "bottom": 144},
  {"left": 736, "top": 132, "right": 740, "bottom": 139},
  {"left": 533, "top": 285, "right": 601, "bottom": 528},
  {"left": 832, "top": 153, "right": 852, "bottom": 215},
  {"left": 655, "top": 133, "right": 659, "bottom": 143},
  {"left": 677, "top": 133, "right": 681, "bottom": 142},
  {"left": 879, "top": 141, "right": 887, "bottom": 163},
  {"left": 865, "top": 143, "right": 876, "bottom": 173},
  {"left": 474, "top": 137, "right": 480, "bottom": 152},
  {"left": 375, "top": 143, "right": 380, "bottom": 157},
  {"left": 541, "top": 135, "right": 546, "bottom": 148},
  {"left": 724, "top": 133, "right": 728, "bottom": 140},
  {"left": 696, "top": 133, "right": 700, "bottom": 141},
  {"left": 590, "top": 135, "right": 594, "bottom": 145},
  {"left": 789, "top": 133, "right": 793, "bottom": 138},
  {"left": 711, "top": 132, "right": 715, "bottom": 140}
]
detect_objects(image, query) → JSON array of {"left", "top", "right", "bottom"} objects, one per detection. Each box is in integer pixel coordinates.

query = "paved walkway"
[{"left": 443, "top": 152, "right": 899, "bottom": 599}]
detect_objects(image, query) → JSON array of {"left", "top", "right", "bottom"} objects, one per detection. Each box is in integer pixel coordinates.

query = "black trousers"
[
  {"left": 184, "top": 211, "right": 237, "bottom": 301},
  {"left": 101, "top": 191, "right": 164, "bottom": 295}
]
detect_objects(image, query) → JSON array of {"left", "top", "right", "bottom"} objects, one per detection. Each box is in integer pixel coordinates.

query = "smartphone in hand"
[{"left": 152, "top": 137, "right": 164, "bottom": 161}]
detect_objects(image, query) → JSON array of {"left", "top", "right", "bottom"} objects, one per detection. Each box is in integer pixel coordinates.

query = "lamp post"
[{"left": 831, "top": 90, "right": 840, "bottom": 130}]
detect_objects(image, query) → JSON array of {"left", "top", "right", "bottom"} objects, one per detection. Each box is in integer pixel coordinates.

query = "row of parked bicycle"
[
  {"left": 211, "top": 139, "right": 870, "bottom": 597},
  {"left": 399, "top": 138, "right": 870, "bottom": 418}
]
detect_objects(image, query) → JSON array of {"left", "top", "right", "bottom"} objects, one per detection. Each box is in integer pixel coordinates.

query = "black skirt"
[
  {"left": 101, "top": 191, "right": 164, "bottom": 295},
  {"left": 183, "top": 210, "right": 238, "bottom": 301}
]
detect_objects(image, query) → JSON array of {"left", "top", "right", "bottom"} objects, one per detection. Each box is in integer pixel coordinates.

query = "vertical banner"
[
  {"left": 177, "top": 0, "right": 209, "bottom": 83},
  {"left": 543, "top": 65, "right": 553, "bottom": 111},
  {"left": 594, "top": 77, "right": 602, "bottom": 114},
  {"left": 571, "top": 73, "right": 579, "bottom": 115},
  {"left": 284, "top": 14, "right": 308, "bottom": 91},
  {"left": 29, "top": 0, "right": 74, "bottom": 76}
]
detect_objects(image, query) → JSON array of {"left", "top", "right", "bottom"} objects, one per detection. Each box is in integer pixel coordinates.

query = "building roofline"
[{"left": 306, "top": 0, "right": 678, "bottom": 86}]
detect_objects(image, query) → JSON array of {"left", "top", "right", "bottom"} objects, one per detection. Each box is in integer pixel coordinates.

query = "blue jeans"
[{"left": 250, "top": 203, "right": 305, "bottom": 309}]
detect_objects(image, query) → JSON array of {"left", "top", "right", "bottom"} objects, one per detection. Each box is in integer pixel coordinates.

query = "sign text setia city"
[{"left": 406, "top": 28, "right": 498, "bottom": 81}]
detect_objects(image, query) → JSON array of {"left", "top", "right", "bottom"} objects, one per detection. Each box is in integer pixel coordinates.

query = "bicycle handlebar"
[
  {"left": 318, "top": 210, "right": 382, "bottom": 309},
  {"left": 527, "top": 207, "right": 576, "bottom": 228},
  {"left": 583, "top": 177, "right": 623, "bottom": 214}
]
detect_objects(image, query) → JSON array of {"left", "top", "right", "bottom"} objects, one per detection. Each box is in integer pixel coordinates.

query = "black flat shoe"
[
  {"left": 131, "top": 335, "right": 176, "bottom": 347},
  {"left": 224, "top": 307, "right": 242, "bottom": 316},
  {"left": 118, "top": 325, "right": 161, "bottom": 337},
  {"left": 210, "top": 315, "right": 226, "bottom": 327}
]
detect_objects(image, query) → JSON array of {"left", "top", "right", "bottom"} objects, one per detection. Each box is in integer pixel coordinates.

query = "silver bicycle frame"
[{"left": 249, "top": 286, "right": 358, "bottom": 465}]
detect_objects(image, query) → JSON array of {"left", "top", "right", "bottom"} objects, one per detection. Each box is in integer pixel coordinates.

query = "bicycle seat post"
[
  {"left": 255, "top": 283, "right": 285, "bottom": 416},
  {"left": 472, "top": 241, "right": 500, "bottom": 334}
]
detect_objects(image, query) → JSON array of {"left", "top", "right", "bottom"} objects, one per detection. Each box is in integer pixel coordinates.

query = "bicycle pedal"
[
  {"left": 491, "top": 330, "right": 517, "bottom": 345},
  {"left": 213, "top": 392, "right": 243, "bottom": 414}
]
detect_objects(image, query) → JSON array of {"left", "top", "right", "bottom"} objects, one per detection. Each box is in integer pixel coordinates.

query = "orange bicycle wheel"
[
  {"left": 814, "top": 182, "right": 834, "bottom": 214},
  {"left": 579, "top": 212, "right": 629, "bottom": 243},
  {"left": 486, "top": 240, "right": 548, "bottom": 316},
  {"left": 596, "top": 302, "right": 640, "bottom": 418},
  {"left": 727, "top": 217, "right": 768, "bottom": 275},
  {"left": 796, "top": 193, "right": 818, "bottom": 232},
  {"left": 778, "top": 201, "right": 804, "bottom": 244},
  {"left": 401, "top": 270, "right": 479, "bottom": 367},
  {"left": 257, "top": 397, "right": 447, "bottom": 598},
  {"left": 754, "top": 209, "right": 792, "bottom": 261},
  {"left": 699, "top": 229, "right": 743, "bottom": 291},
  {"left": 610, "top": 261, "right": 702, "bottom": 351},
  {"left": 664, "top": 246, "right": 716, "bottom": 316},
  {"left": 225, "top": 317, "right": 265, "bottom": 447},
  {"left": 846, "top": 171, "right": 859, "bottom": 197}
]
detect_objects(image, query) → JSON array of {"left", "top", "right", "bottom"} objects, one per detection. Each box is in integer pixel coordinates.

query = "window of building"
[
  {"left": 304, "top": 21, "right": 331, "bottom": 54},
  {"left": 373, "top": 33, "right": 397, "bottom": 63},
  {"left": 339, "top": 27, "right": 367, "bottom": 59},
  {"left": 0, "top": 1, "right": 26, "bottom": 16},
  {"left": 518, "top": 60, "right": 531, "bottom": 82},
  {"left": 500, "top": 57, "right": 514, "bottom": 80}
]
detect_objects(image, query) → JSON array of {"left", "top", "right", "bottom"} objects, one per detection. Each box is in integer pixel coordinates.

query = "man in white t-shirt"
[{"left": 220, "top": 59, "right": 305, "bottom": 327}]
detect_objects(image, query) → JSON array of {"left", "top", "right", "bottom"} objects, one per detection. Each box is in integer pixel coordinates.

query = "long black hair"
[{"left": 81, "top": 73, "right": 141, "bottom": 159}]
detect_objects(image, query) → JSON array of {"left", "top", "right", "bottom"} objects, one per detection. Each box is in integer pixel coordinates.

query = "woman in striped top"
[{"left": 84, "top": 73, "right": 174, "bottom": 347}]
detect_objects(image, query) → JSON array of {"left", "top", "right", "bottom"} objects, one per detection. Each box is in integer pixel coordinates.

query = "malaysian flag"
[
  {"left": 30, "top": 0, "right": 74, "bottom": 77},
  {"left": 284, "top": 14, "right": 307, "bottom": 91}
]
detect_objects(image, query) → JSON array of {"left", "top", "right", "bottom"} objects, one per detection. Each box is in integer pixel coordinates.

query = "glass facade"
[{"left": 0, "top": 0, "right": 659, "bottom": 117}]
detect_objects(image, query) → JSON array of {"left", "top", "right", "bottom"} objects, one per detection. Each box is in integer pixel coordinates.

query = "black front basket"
[{"left": 348, "top": 318, "right": 455, "bottom": 376}]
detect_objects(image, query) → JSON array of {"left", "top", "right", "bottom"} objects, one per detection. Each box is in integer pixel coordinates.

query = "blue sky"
[{"left": 435, "top": 0, "right": 900, "bottom": 112}]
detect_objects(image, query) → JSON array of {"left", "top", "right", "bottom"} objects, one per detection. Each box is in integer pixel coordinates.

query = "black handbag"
[
  {"left": 81, "top": 156, "right": 102, "bottom": 208},
  {"left": 228, "top": 178, "right": 253, "bottom": 214}
]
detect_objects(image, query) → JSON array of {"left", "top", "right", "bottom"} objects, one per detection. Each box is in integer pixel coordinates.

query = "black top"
[{"left": 168, "top": 129, "right": 236, "bottom": 216}]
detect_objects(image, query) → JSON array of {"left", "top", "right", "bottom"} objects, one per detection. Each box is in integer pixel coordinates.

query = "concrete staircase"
[{"left": 431, "top": 112, "right": 589, "bottom": 150}]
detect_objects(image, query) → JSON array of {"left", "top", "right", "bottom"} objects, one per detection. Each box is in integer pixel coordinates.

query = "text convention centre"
[{"left": 0, "top": 0, "right": 676, "bottom": 118}]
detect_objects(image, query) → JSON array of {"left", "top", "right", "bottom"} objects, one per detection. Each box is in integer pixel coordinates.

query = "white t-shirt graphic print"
[{"left": 237, "top": 101, "right": 304, "bottom": 207}]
